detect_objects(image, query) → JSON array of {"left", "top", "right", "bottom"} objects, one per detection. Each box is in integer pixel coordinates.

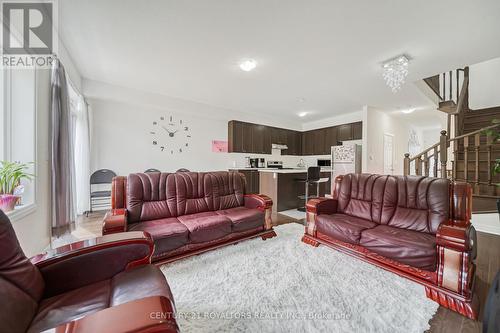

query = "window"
[{"left": 1, "top": 68, "right": 37, "bottom": 212}]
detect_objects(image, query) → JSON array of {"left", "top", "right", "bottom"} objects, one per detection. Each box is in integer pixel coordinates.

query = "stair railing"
[
  {"left": 404, "top": 124, "right": 500, "bottom": 184},
  {"left": 423, "top": 67, "right": 469, "bottom": 137}
]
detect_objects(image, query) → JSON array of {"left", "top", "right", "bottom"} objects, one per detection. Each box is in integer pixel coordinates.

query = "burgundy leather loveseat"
[
  {"left": 103, "top": 171, "right": 276, "bottom": 263},
  {"left": 303, "top": 173, "right": 478, "bottom": 319},
  {"left": 0, "top": 210, "right": 178, "bottom": 333}
]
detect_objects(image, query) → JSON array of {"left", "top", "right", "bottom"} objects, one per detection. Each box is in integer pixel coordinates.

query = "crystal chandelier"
[{"left": 382, "top": 55, "right": 410, "bottom": 93}]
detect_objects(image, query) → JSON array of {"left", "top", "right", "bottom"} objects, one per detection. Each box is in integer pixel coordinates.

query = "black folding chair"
[{"left": 87, "top": 169, "right": 116, "bottom": 216}]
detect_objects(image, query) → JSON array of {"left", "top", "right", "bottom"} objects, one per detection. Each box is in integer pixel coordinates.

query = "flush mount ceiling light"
[
  {"left": 382, "top": 55, "right": 410, "bottom": 93},
  {"left": 401, "top": 108, "right": 415, "bottom": 114},
  {"left": 298, "top": 111, "right": 308, "bottom": 117},
  {"left": 239, "top": 59, "right": 257, "bottom": 72}
]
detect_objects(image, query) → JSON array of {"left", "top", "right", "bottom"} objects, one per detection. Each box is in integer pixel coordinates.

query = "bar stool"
[{"left": 296, "top": 166, "right": 329, "bottom": 212}]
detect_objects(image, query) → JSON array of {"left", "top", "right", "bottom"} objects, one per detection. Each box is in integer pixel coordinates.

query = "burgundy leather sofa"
[
  {"left": 103, "top": 171, "right": 276, "bottom": 263},
  {"left": 303, "top": 173, "right": 478, "bottom": 319},
  {"left": 0, "top": 210, "right": 178, "bottom": 333}
]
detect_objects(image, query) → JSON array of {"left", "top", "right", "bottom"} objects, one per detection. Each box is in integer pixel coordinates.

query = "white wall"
[
  {"left": 301, "top": 111, "right": 363, "bottom": 131},
  {"left": 363, "top": 107, "right": 415, "bottom": 175},
  {"left": 87, "top": 81, "right": 359, "bottom": 176},
  {"left": 90, "top": 98, "right": 305, "bottom": 174},
  {"left": 469, "top": 57, "right": 500, "bottom": 110}
]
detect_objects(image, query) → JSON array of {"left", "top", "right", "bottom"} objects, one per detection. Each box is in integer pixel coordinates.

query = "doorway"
[{"left": 383, "top": 133, "right": 395, "bottom": 175}]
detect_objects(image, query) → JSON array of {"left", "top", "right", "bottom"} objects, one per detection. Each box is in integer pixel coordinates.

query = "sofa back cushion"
[
  {"left": 174, "top": 172, "right": 214, "bottom": 216},
  {"left": 337, "top": 174, "right": 389, "bottom": 223},
  {"left": 0, "top": 210, "right": 44, "bottom": 332},
  {"left": 127, "top": 171, "right": 247, "bottom": 222},
  {"left": 127, "top": 173, "right": 177, "bottom": 222},
  {"left": 336, "top": 174, "right": 449, "bottom": 234},
  {"left": 210, "top": 171, "right": 245, "bottom": 210}
]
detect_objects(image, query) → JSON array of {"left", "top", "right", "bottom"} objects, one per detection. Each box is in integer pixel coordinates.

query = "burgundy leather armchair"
[
  {"left": 0, "top": 210, "right": 178, "bottom": 333},
  {"left": 103, "top": 171, "right": 276, "bottom": 263},
  {"left": 303, "top": 173, "right": 478, "bottom": 319}
]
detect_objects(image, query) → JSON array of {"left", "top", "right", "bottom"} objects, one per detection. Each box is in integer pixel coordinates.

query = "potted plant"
[{"left": 0, "top": 161, "right": 34, "bottom": 212}]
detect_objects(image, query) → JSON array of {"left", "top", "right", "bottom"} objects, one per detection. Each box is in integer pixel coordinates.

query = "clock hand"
[{"left": 162, "top": 126, "right": 173, "bottom": 134}]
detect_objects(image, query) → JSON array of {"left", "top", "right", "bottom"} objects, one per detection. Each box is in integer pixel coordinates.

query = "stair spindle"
[
  {"left": 439, "top": 130, "right": 448, "bottom": 178},
  {"left": 433, "top": 147, "right": 439, "bottom": 177},
  {"left": 474, "top": 134, "right": 480, "bottom": 184},
  {"left": 463, "top": 136, "right": 469, "bottom": 181},
  {"left": 415, "top": 156, "right": 422, "bottom": 176},
  {"left": 487, "top": 134, "right": 493, "bottom": 185},
  {"left": 449, "top": 70, "right": 452, "bottom": 101},
  {"left": 423, "top": 153, "right": 429, "bottom": 176}
]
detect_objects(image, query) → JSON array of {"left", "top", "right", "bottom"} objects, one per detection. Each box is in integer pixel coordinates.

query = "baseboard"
[{"left": 471, "top": 213, "right": 500, "bottom": 235}]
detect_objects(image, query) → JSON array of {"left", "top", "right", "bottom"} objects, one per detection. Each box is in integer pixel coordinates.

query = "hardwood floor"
[{"left": 73, "top": 211, "right": 500, "bottom": 332}]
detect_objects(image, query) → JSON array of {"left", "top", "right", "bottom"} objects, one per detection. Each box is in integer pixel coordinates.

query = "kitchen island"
[{"left": 230, "top": 168, "right": 331, "bottom": 213}]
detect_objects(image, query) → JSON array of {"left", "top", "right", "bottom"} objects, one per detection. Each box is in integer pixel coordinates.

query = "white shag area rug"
[{"left": 160, "top": 223, "right": 438, "bottom": 333}]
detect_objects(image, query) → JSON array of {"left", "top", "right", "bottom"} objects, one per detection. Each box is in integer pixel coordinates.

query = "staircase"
[{"left": 405, "top": 67, "right": 500, "bottom": 213}]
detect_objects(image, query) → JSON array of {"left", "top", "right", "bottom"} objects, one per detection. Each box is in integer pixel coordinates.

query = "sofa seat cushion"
[
  {"left": 178, "top": 212, "right": 232, "bottom": 243},
  {"left": 29, "top": 266, "right": 174, "bottom": 332},
  {"left": 316, "top": 213, "right": 377, "bottom": 244},
  {"left": 129, "top": 218, "right": 189, "bottom": 254},
  {"left": 216, "top": 206, "right": 264, "bottom": 232},
  {"left": 359, "top": 225, "right": 437, "bottom": 271}
]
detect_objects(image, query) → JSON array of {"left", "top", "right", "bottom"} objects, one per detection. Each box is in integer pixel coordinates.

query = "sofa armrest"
[
  {"left": 436, "top": 220, "right": 476, "bottom": 253},
  {"left": 31, "top": 232, "right": 154, "bottom": 298},
  {"left": 435, "top": 220, "right": 477, "bottom": 297},
  {"left": 304, "top": 198, "right": 338, "bottom": 237},
  {"left": 244, "top": 194, "right": 273, "bottom": 230},
  {"left": 42, "top": 296, "right": 178, "bottom": 333},
  {"left": 306, "top": 198, "right": 338, "bottom": 215},
  {"left": 103, "top": 208, "right": 128, "bottom": 235}
]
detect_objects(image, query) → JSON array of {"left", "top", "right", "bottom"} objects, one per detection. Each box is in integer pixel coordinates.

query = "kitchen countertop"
[{"left": 229, "top": 167, "right": 331, "bottom": 173}]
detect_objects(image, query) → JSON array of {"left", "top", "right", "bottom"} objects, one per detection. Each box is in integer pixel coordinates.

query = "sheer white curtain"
[{"left": 67, "top": 79, "right": 90, "bottom": 215}]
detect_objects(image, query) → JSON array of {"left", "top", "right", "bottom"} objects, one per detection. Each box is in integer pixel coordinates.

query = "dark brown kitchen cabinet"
[
  {"left": 229, "top": 120, "right": 362, "bottom": 155},
  {"left": 352, "top": 122, "right": 362, "bottom": 140},
  {"left": 271, "top": 127, "right": 287, "bottom": 145},
  {"left": 301, "top": 131, "right": 315, "bottom": 156},
  {"left": 252, "top": 124, "right": 271, "bottom": 154},
  {"left": 228, "top": 121, "right": 243, "bottom": 153},
  {"left": 283, "top": 130, "right": 301, "bottom": 155},
  {"left": 313, "top": 128, "right": 326, "bottom": 155},
  {"left": 237, "top": 170, "right": 259, "bottom": 194},
  {"left": 324, "top": 126, "right": 338, "bottom": 153},
  {"left": 337, "top": 124, "right": 353, "bottom": 141}
]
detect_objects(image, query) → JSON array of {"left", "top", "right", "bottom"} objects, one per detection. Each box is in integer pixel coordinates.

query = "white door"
[{"left": 383, "top": 133, "right": 394, "bottom": 175}]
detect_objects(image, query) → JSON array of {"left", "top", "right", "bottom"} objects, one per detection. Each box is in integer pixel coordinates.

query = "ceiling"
[{"left": 59, "top": 0, "right": 500, "bottom": 123}]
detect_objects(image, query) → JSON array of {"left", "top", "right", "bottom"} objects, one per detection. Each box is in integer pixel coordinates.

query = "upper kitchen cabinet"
[
  {"left": 283, "top": 130, "right": 301, "bottom": 156},
  {"left": 337, "top": 124, "right": 353, "bottom": 141},
  {"left": 252, "top": 124, "right": 271, "bottom": 154},
  {"left": 301, "top": 131, "right": 315, "bottom": 156},
  {"left": 352, "top": 121, "right": 362, "bottom": 140},
  {"left": 271, "top": 127, "right": 288, "bottom": 145},
  {"left": 228, "top": 120, "right": 253, "bottom": 153},
  {"left": 313, "top": 128, "right": 326, "bottom": 155},
  {"left": 228, "top": 120, "right": 243, "bottom": 153},
  {"left": 228, "top": 120, "right": 362, "bottom": 155}
]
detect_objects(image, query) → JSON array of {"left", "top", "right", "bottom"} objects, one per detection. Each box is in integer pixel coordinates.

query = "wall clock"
[{"left": 150, "top": 115, "right": 191, "bottom": 154}]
